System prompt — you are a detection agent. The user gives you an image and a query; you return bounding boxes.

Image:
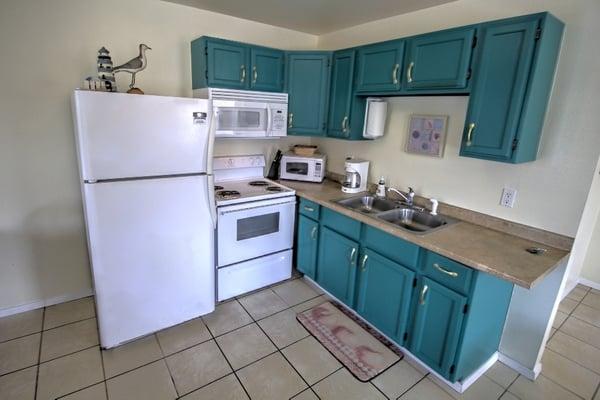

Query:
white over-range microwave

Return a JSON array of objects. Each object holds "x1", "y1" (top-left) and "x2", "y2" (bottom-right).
[
  {"x1": 280, "y1": 152, "x2": 327, "y2": 183},
  {"x1": 194, "y1": 88, "x2": 288, "y2": 138}
]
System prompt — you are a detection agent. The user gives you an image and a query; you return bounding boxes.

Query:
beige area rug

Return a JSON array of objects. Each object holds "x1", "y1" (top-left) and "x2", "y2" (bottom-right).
[{"x1": 297, "y1": 301, "x2": 403, "y2": 381}]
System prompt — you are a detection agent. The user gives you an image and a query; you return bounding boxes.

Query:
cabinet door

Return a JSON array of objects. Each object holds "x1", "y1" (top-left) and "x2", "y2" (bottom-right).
[
  {"x1": 405, "y1": 28, "x2": 475, "y2": 90},
  {"x1": 286, "y1": 52, "x2": 331, "y2": 136},
  {"x1": 460, "y1": 19, "x2": 538, "y2": 161},
  {"x1": 355, "y1": 41, "x2": 404, "y2": 92},
  {"x1": 327, "y1": 50, "x2": 356, "y2": 138},
  {"x1": 356, "y1": 249, "x2": 415, "y2": 344},
  {"x1": 316, "y1": 227, "x2": 358, "y2": 307},
  {"x1": 206, "y1": 40, "x2": 249, "y2": 89},
  {"x1": 409, "y1": 277, "x2": 467, "y2": 379},
  {"x1": 296, "y1": 215, "x2": 319, "y2": 279},
  {"x1": 250, "y1": 47, "x2": 284, "y2": 92}
]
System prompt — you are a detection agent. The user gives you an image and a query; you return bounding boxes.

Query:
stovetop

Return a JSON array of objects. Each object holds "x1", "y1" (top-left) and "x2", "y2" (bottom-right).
[{"x1": 214, "y1": 178, "x2": 295, "y2": 206}]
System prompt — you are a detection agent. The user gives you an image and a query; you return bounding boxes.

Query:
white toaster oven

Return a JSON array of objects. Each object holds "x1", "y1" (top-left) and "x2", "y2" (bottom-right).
[{"x1": 279, "y1": 152, "x2": 326, "y2": 183}]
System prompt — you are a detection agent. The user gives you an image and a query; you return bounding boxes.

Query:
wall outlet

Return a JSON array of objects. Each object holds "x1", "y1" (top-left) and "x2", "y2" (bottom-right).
[{"x1": 500, "y1": 187, "x2": 517, "y2": 208}]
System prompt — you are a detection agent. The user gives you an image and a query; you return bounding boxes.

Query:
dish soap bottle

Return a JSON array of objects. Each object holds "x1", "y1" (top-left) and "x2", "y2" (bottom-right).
[{"x1": 376, "y1": 176, "x2": 386, "y2": 197}]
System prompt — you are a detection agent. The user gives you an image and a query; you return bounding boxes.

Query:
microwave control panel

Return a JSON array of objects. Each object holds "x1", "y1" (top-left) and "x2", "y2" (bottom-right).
[
  {"x1": 272, "y1": 109, "x2": 286, "y2": 131},
  {"x1": 314, "y1": 162, "x2": 322, "y2": 177}
]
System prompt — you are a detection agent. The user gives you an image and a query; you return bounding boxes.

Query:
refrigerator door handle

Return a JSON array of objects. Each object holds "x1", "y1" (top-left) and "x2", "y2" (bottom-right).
[
  {"x1": 207, "y1": 174, "x2": 217, "y2": 229},
  {"x1": 206, "y1": 109, "x2": 217, "y2": 175}
]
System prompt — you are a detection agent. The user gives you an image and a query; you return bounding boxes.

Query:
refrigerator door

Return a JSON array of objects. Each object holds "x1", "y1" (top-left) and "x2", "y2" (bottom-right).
[
  {"x1": 72, "y1": 90, "x2": 212, "y2": 181},
  {"x1": 82, "y1": 175, "x2": 215, "y2": 348}
]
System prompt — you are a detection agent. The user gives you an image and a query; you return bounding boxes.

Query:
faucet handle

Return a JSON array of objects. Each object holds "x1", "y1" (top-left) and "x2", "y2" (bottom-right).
[{"x1": 430, "y1": 198, "x2": 439, "y2": 215}]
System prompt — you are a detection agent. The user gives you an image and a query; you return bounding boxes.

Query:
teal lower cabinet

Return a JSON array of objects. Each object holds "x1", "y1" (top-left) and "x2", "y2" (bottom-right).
[
  {"x1": 295, "y1": 202, "x2": 514, "y2": 383},
  {"x1": 355, "y1": 248, "x2": 415, "y2": 344},
  {"x1": 409, "y1": 277, "x2": 467, "y2": 379},
  {"x1": 410, "y1": 259, "x2": 514, "y2": 381},
  {"x1": 296, "y1": 215, "x2": 319, "y2": 279},
  {"x1": 316, "y1": 227, "x2": 358, "y2": 307},
  {"x1": 451, "y1": 271, "x2": 514, "y2": 382}
]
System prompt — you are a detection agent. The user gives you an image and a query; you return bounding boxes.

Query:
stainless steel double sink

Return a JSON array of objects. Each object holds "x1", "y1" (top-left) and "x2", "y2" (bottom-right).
[{"x1": 335, "y1": 195, "x2": 458, "y2": 235}]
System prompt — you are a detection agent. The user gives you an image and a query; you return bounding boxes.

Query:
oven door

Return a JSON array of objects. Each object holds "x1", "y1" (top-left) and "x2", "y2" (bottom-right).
[
  {"x1": 213, "y1": 100, "x2": 269, "y2": 137},
  {"x1": 217, "y1": 197, "x2": 296, "y2": 266}
]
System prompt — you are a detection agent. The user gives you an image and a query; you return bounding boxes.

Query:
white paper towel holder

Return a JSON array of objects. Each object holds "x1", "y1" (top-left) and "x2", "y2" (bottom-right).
[{"x1": 363, "y1": 97, "x2": 388, "y2": 139}]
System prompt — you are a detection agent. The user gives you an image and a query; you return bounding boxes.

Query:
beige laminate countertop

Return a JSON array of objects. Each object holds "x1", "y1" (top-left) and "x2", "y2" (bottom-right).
[{"x1": 282, "y1": 179, "x2": 570, "y2": 289}]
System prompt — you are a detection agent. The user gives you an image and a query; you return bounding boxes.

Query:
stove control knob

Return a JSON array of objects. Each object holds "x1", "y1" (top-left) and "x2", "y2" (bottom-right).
[{"x1": 227, "y1": 158, "x2": 234, "y2": 167}]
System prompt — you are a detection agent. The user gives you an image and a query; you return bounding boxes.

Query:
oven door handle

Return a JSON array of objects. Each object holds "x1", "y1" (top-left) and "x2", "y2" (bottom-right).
[{"x1": 218, "y1": 199, "x2": 296, "y2": 215}]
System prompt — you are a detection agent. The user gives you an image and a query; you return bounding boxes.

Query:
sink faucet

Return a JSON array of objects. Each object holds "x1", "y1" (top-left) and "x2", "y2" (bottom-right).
[{"x1": 388, "y1": 187, "x2": 415, "y2": 206}]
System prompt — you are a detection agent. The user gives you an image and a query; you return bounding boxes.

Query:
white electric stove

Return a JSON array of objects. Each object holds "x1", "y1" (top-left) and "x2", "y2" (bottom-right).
[{"x1": 213, "y1": 155, "x2": 296, "y2": 301}]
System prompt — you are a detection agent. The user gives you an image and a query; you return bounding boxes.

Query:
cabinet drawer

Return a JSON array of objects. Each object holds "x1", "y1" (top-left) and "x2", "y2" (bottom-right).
[
  {"x1": 299, "y1": 198, "x2": 320, "y2": 219},
  {"x1": 363, "y1": 226, "x2": 419, "y2": 269},
  {"x1": 321, "y1": 208, "x2": 361, "y2": 240},
  {"x1": 422, "y1": 252, "x2": 473, "y2": 295}
]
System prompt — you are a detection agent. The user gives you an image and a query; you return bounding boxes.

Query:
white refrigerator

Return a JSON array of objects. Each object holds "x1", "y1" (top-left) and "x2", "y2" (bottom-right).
[{"x1": 72, "y1": 90, "x2": 216, "y2": 348}]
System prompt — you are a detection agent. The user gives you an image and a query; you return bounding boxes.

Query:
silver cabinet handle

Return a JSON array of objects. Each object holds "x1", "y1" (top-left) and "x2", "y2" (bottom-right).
[
  {"x1": 433, "y1": 263, "x2": 458, "y2": 278},
  {"x1": 466, "y1": 122, "x2": 475, "y2": 146},
  {"x1": 348, "y1": 247, "x2": 357, "y2": 265},
  {"x1": 310, "y1": 226, "x2": 318, "y2": 240},
  {"x1": 360, "y1": 254, "x2": 369, "y2": 271},
  {"x1": 288, "y1": 113, "x2": 293, "y2": 128},
  {"x1": 252, "y1": 66, "x2": 258, "y2": 84},
  {"x1": 407, "y1": 61, "x2": 414, "y2": 83},
  {"x1": 240, "y1": 65, "x2": 246, "y2": 83},
  {"x1": 303, "y1": 206, "x2": 314, "y2": 212},
  {"x1": 419, "y1": 284, "x2": 429, "y2": 305},
  {"x1": 341, "y1": 116, "x2": 349, "y2": 133},
  {"x1": 392, "y1": 63, "x2": 400, "y2": 84}
]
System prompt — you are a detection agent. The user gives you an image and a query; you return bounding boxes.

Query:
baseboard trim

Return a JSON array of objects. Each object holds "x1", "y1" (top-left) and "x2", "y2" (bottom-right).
[
  {"x1": 578, "y1": 277, "x2": 600, "y2": 292},
  {"x1": 498, "y1": 353, "x2": 541, "y2": 380},
  {"x1": 303, "y1": 276, "x2": 494, "y2": 393},
  {"x1": 0, "y1": 288, "x2": 94, "y2": 318}
]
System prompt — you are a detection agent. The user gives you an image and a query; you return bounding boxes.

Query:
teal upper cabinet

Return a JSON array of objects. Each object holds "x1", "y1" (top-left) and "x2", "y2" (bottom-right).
[
  {"x1": 316, "y1": 227, "x2": 358, "y2": 307},
  {"x1": 206, "y1": 39, "x2": 248, "y2": 90},
  {"x1": 286, "y1": 52, "x2": 332, "y2": 136},
  {"x1": 460, "y1": 14, "x2": 564, "y2": 163},
  {"x1": 355, "y1": 40, "x2": 405, "y2": 93},
  {"x1": 327, "y1": 50, "x2": 356, "y2": 138},
  {"x1": 409, "y1": 277, "x2": 467, "y2": 379},
  {"x1": 404, "y1": 28, "x2": 475, "y2": 90},
  {"x1": 356, "y1": 249, "x2": 415, "y2": 344},
  {"x1": 296, "y1": 215, "x2": 319, "y2": 280},
  {"x1": 191, "y1": 37, "x2": 283, "y2": 92},
  {"x1": 250, "y1": 47, "x2": 284, "y2": 92}
]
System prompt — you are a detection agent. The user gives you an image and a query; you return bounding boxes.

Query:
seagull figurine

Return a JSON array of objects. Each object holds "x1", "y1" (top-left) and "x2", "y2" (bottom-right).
[{"x1": 113, "y1": 44, "x2": 151, "y2": 93}]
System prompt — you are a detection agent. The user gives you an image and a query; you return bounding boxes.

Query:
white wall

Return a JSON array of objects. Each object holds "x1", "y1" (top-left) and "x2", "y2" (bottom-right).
[
  {"x1": 314, "y1": 0, "x2": 600, "y2": 238},
  {"x1": 0, "y1": 0, "x2": 316, "y2": 313},
  {"x1": 571, "y1": 156, "x2": 600, "y2": 289},
  {"x1": 581, "y1": 215, "x2": 600, "y2": 287}
]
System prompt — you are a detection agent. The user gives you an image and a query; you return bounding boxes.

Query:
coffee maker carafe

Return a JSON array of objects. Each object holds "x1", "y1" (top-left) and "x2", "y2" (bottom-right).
[{"x1": 342, "y1": 158, "x2": 370, "y2": 194}]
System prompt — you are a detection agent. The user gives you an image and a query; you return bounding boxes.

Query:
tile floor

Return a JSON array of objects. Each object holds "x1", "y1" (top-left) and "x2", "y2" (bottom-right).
[{"x1": 1, "y1": 277, "x2": 600, "y2": 400}]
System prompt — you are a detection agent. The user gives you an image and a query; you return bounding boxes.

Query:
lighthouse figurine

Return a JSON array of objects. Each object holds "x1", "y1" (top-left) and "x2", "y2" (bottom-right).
[{"x1": 96, "y1": 47, "x2": 117, "y2": 92}]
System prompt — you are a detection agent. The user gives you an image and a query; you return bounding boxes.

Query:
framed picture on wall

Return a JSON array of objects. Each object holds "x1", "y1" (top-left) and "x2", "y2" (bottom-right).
[{"x1": 405, "y1": 114, "x2": 449, "y2": 157}]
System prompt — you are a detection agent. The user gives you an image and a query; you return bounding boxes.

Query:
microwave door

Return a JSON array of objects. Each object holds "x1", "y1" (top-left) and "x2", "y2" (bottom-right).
[
  {"x1": 286, "y1": 162, "x2": 309, "y2": 176},
  {"x1": 213, "y1": 100, "x2": 269, "y2": 137}
]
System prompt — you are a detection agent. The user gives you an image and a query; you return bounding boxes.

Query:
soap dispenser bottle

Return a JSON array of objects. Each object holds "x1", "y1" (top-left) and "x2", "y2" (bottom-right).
[{"x1": 376, "y1": 176, "x2": 386, "y2": 197}]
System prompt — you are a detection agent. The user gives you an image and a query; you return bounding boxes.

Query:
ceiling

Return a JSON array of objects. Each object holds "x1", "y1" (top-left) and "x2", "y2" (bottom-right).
[{"x1": 165, "y1": 0, "x2": 458, "y2": 35}]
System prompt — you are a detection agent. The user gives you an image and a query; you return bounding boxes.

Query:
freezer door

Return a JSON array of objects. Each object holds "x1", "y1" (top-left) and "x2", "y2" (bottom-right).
[
  {"x1": 82, "y1": 175, "x2": 215, "y2": 348},
  {"x1": 72, "y1": 90, "x2": 212, "y2": 181}
]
